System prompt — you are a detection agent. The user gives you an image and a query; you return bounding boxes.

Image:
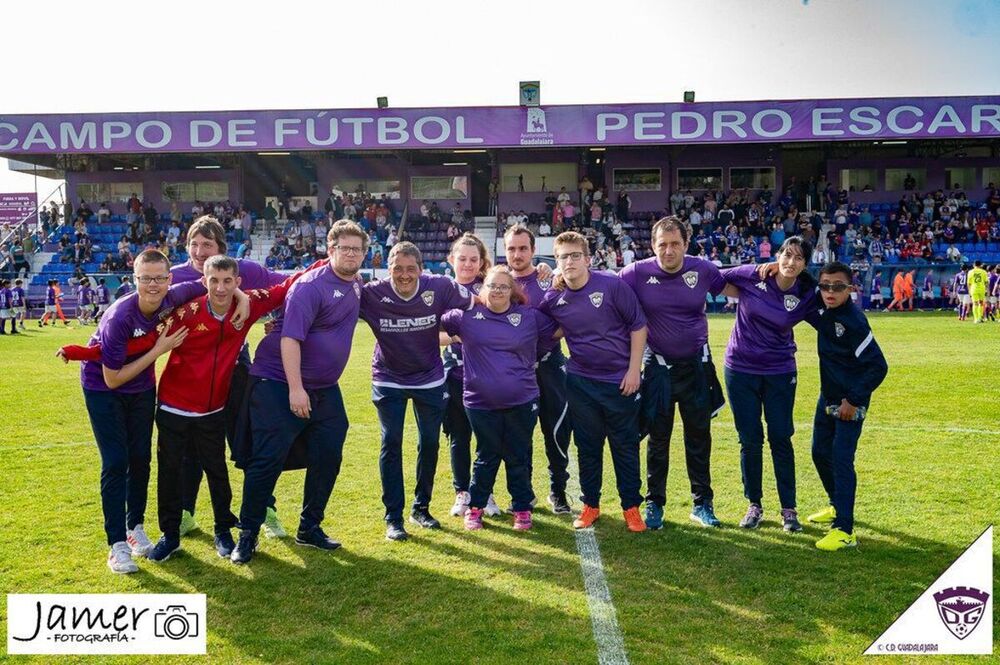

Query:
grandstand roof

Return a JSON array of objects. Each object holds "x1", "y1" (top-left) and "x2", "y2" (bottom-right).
[{"x1": 2, "y1": 95, "x2": 999, "y2": 158}]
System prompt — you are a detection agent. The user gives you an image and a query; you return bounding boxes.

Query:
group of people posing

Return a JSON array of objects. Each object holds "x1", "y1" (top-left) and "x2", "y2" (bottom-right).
[{"x1": 58, "y1": 214, "x2": 888, "y2": 574}]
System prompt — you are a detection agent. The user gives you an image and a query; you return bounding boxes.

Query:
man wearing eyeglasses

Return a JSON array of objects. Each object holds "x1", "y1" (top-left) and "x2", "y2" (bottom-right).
[
  {"x1": 538, "y1": 232, "x2": 649, "y2": 533},
  {"x1": 359, "y1": 241, "x2": 475, "y2": 542},
  {"x1": 232, "y1": 221, "x2": 367, "y2": 563},
  {"x1": 77, "y1": 249, "x2": 211, "y2": 573},
  {"x1": 803, "y1": 261, "x2": 887, "y2": 551}
]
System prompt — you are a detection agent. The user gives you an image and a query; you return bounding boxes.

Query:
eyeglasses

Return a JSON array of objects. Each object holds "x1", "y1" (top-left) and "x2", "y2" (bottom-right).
[
  {"x1": 334, "y1": 246, "x2": 364, "y2": 255},
  {"x1": 818, "y1": 282, "x2": 850, "y2": 292},
  {"x1": 135, "y1": 275, "x2": 169, "y2": 284},
  {"x1": 484, "y1": 283, "x2": 512, "y2": 292},
  {"x1": 556, "y1": 251, "x2": 586, "y2": 262}
]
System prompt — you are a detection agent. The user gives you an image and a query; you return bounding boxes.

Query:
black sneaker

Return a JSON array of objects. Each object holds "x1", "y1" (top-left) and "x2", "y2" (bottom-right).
[
  {"x1": 230, "y1": 530, "x2": 258, "y2": 564},
  {"x1": 739, "y1": 503, "x2": 764, "y2": 529},
  {"x1": 409, "y1": 507, "x2": 441, "y2": 529},
  {"x1": 214, "y1": 531, "x2": 236, "y2": 558},
  {"x1": 148, "y1": 535, "x2": 181, "y2": 562},
  {"x1": 781, "y1": 508, "x2": 803, "y2": 532},
  {"x1": 385, "y1": 520, "x2": 409, "y2": 541},
  {"x1": 295, "y1": 527, "x2": 342, "y2": 551},
  {"x1": 548, "y1": 492, "x2": 572, "y2": 515}
]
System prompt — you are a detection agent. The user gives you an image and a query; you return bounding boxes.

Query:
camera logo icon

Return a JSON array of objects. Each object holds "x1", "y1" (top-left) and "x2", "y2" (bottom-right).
[{"x1": 154, "y1": 605, "x2": 200, "y2": 640}]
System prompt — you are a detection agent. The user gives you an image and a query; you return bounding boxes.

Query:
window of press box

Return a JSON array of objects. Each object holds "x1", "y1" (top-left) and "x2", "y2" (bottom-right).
[
  {"x1": 330, "y1": 180, "x2": 401, "y2": 199},
  {"x1": 944, "y1": 167, "x2": 975, "y2": 191},
  {"x1": 983, "y1": 168, "x2": 1000, "y2": 189},
  {"x1": 499, "y1": 163, "x2": 577, "y2": 193},
  {"x1": 161, "y1": 181, "x2": 230, "y2": 202},
  {"x1": 612, "y1": 168, "x2": 662, "y2": 191},
  {"x1": 839, "y1": 168, "x2": 878, "y2": 192},
  {"x1": 676, "y1": 168, "x2": 722, "y2": 191},
  {"x1": 730, "y1": 167, "x2": 776, "y2": 190},
  {"x1": 410, "y1": 176, "x2": 468, "y2": 200},
  {"x1": 884, "y1": 168, "x2": 926, "y2": 191}
]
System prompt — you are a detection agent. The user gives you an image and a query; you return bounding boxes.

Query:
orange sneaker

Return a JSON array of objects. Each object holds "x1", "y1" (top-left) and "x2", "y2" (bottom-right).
[
  {"x1": 623, "y1": 506, "x2": 647, "y2": 532},
  {"x1": 573, "y1": 504, "x2": 600, "y2": 529}
]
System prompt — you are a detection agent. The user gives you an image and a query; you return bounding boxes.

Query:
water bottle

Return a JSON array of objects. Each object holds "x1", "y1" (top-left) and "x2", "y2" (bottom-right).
[{"x1": 825, "y1": 404, "x2": 867, "y2": 421}]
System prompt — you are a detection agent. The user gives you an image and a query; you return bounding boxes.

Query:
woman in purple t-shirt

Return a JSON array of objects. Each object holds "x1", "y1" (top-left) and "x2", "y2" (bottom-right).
[
  {"x1": 441, "y1": 266, "x2": 557, "y2": 532},
  {"x1": 721, "y1": 236, "x2": 818, "y2": 532}
]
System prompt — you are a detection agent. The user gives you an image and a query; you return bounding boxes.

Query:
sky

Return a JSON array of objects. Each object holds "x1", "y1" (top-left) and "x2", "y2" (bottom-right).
[{"x1": 2, "y1": 0, "x2": 998, "y2": 200}]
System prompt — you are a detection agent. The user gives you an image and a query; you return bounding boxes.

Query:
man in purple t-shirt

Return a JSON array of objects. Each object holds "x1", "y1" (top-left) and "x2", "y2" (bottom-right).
[
  {"x1": 232, "y1": 221, "x2": 367, "y2": 564},
  {"x1": 504, "y1": 225, "x2": 573, "y2": 514},
  {"x1": 172, "y1": 216, "x2": 290, "y2": 540},
  {"x1": 76, "y1": 249, "x2": 208, "y2": 574},
  {"x1": 537, "y1": 232, "x2": 648, "y2": 533},
  {"x1": 359, "y1": 241, "x2": 474, "y2": 541},
  {"x1": 620, "y1": 217, "x2": 726, "y2": 530}
]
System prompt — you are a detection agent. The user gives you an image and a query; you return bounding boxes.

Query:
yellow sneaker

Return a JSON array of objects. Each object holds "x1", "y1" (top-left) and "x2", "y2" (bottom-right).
[
  {"x1": 807, "y1": 505, "x2": 836, "y2": 524},
  {"x1": 816, "y1": 528, "x2": 857, "y2": 551}
]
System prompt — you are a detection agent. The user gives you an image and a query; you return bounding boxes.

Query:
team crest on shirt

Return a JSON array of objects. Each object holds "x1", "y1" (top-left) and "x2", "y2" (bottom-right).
[
  {"x1": 783, "y1": 295, "x2": 800, "y2": 311},
  {"x1": 834, "y1": 322, "x2": 845, "y2": 337},
  {"x1": 755, "y1": 281, "x2": 768, "y2": 292},
  {"x1": 589, "y1": 292, "x2": 604, "y2": 308},
  {"x1": 457, "y1": 284, "x2": 470, "y2": 298},
  {"x1": 682, "y1": 270, "x2": 699, "y2": 289},
  {"x1": 537, "y1": 276, "x2": 553, "y2": 290},
  {"x1": 507, "y1": 313, "x2": 522, "y2": 327},
  {"x1": 471, "y1": 283, "x2": 482, "y2": 295},
  {"x1": 421, "y1": 290, "x2": 435, "y2": 306}
]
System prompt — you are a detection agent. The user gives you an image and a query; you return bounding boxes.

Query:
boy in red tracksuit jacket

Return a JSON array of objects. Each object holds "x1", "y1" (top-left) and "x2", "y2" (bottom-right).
[{"x1": 61, "y1": 255, "x2": 307, "y2": 560}]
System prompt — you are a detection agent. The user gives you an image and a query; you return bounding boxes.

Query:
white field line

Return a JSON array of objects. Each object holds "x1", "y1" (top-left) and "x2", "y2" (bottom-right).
[{"x1": 566, "y1": 453, "x2": 630, "y2": 665}]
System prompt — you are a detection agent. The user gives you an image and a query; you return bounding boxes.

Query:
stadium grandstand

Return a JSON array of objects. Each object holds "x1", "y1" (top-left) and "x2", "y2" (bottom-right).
[{"x1": 2, "y1": 95, "x2": 999, "y2": 316}]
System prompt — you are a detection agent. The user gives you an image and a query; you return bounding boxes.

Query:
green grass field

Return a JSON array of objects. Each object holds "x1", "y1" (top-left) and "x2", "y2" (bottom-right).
[{"x1": 1, "y1": 313, "x2": 997, "y2": 664}]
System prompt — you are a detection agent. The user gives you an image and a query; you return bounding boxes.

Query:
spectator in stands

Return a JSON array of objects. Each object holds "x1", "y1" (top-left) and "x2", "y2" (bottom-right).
[
  {"x1": 96, "y1": 202, "x2": 111, "y2": 224},
  {"x1": 616, "y1": 191, "x2": 631, "y2": 223},
  {"x1": 579, "y1": 176, "x2": 594, "y2": 206},
  {"x1": 538, "y1": 219, "x2": 551, "y2": 237},
  {"x1": 300, "y1": 217, "x2": 316, "y2": 251},
  {"x1": 262, "y1": 201, "x2": 278, "y2": 238},
  {"x1": 562, "y1": 201, "x2": 576, "y2": 227},
  {"x1": 143, "y1": 201, "x2": 158, "y2": 227},
  {"x1": 904, "y1": 173, "x2": 916, "y2": 191}
]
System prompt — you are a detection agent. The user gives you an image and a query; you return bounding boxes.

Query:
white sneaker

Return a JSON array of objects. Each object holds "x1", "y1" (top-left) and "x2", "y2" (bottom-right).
[
  {"x1": 107, "y1": 542, "x2": 139, "y2": 574},
  {"x1": 450, "y1": 491, "x2": 471, "y2": 517},
  {"x1": 126, "y1": 524, "x2": 154, "y2": 558},
  {"x1": 484, "y1": 494, "x2": 502, "y2": 517}
]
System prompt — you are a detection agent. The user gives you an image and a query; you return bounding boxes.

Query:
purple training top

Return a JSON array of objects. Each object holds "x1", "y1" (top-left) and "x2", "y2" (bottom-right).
[
  {"x1": 250, "y1": 264, "x2": 361, "y2": 390},
  {"x1": 80, "y1": 281, "x2": 207, "y2": 393},
  {"x1": 10, "y1": 287, "x2": 24, "y2": 307},
  {"x1": 46, "y1": 286, "x2": 56, "y2": 306},
  {"x1": 79, "y1": 286, "x2": 93, "y2": 306},
  {"x1": 442, "y1": 303, "x2": 557, "y2": 410},
  {"x1": 620, "y1": 256, "x2": 725, "y2": 361},
  {"x1": 722, "y1": 263, "x2": 819, "y2": 375},
  {"x1": 442, "y1": 279, "x2": 483, "y2": 384},
  {"x1": 96, "y1": 285, "x2": 110, "y2": 305},
  {"x1": 360, "y1": 274, "x2": 474, "y2": 389},
  {"x1": 537, "y1": 270, "x2": 646, "y2": 383},
  {"x1": 0, "y1": 287, "x2": 10, "y2": 309},
  {"x1": 515, "y1": 270, "x2": 561, "y2": 357},
  {"x1": 171, "y1": 258, "x2": 285, "y2": 290}
]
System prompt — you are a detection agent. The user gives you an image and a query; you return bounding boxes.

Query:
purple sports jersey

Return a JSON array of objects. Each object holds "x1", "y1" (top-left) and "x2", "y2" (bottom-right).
[
  {"x1": 537, "y1": 271, "x2": 647, "y2": 383},
  {"x1": 955, "y1": 271, "x2": 968, "y2": 295},
  {"x1": 515, "y1": 270, "x2": 561, "y2": 357},
  {"x1": 360, "y1": 274, "x2": 474, "y2": 388},
  {"x1": 250, "y1": 265, "x2": 361, "y2": 390},
  {"x1": 619, "y1": 256, "x2": 725, "y2": 361},
  {"x1": 171, "y1": 259, "x2": 285, "y2": 290},
  {"x1": 79, "y1": 286, "x2": 93, "y2": 306},
  {"x1": 46, "y1": 287, "x2": 56, "y2": 306},
  {"x1": 923, "y1": 274, "x2": 933, "y2": 292},
  {"x1": 989, "y1": 272, "x2": 999, "y2": 295},
  {"x1": 870, "y1": 276, "x2": 882, "y2": 295},
  {"x1": 0, "y1": 287, "x2": 10, "y2": 309},
  {"x1": 723, "y1": 263, "x2": 819, "y2": 375},
  {"x1": 441, "y1": 303, "x2": 557, "y2": 410},
  {"x1": 96, "y1": 285, "x2": 110, "y2": 305},
  {"x1": 442, "y1": 279, "x2": 483, "y2": 384},
  {"x1": 80, "y1": 281, "x2": 207, "y2": 393},
  {"x1": 10, "y1": 287, "x2": 24, "y2": 307}
]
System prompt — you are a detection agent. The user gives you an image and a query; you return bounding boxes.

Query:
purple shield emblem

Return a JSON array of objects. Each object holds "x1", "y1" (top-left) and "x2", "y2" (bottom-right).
[{"x1": 933, "y1": 586, "x2": 990, "y2": 640}]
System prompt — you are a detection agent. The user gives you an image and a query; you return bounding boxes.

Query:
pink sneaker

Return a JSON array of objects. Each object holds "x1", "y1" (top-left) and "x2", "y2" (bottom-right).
[
  {"x1": 464, "y1": 507, "x2": 484, "y2": 530},
  {"x1": 513, "y1": 510, "x2": 533, "y2": 531}
]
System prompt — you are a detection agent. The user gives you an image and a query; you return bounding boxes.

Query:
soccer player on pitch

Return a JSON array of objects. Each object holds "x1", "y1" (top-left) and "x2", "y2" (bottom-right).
[
  {"x1": 359, "y1": 241, "x2": 475, "y2": 541},
  {"x1": 988, "y1": 265, "x2": 1000, "y2": 322},
  {"x1": 805, "y1": 261, "x2": 888, "y2": 551},
  {"x1": 953, "y1": 264, "x2": 970, "y2": 321},
  {"x1": 441, "y1": 266, "x2": 558, "y2": 531},
  {"x1": 619, "y1": 217, "x2": 727, "y2": 530},
  {"x1": 232, "y1": 221, "x2": 367, "y2": 564},
  {"x1": 538, "y1": 232, "x2": 649, "y2": 533},
  {"x1": 75, "y1": 250, "x2": 222, "y2": 573},
  {"x1": 0, "y1": 279, "x2": 14, "y2": 335},
  {"x1": 503, "y1": 225, "x2": 573, "y2": 515},
  {"x1": 439, "y1": 234, "x2": 502, "y2": 518},
  {"x1": 867, "y1": 271, "x2": 883, "y2": 311},
  {"x1": 720, "y1": 237, "x2": 818, "y2": 532},
  {"x1": 967, "y1": 260, "x2": 990, "y2": 324},
  {"x1": 10, "y1": 278, "x2": 26, "y2": 330}
]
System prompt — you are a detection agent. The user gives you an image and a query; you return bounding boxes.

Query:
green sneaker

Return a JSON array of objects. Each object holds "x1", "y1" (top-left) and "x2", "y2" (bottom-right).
[
  {"x1": 179, "y1": 510, "x2": 199, "y2": 536},
  {"x1": 263, "y1": 507, "x2": 287, "y2": 539},
  {"x1": 816, "y1": 528, "x2": 857, "y2": 551},
  {"x1": 806, "y1": 505, "x2": 837, "y2": 524}
]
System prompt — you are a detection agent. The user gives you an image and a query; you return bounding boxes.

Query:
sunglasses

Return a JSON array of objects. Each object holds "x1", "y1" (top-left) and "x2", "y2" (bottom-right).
[{"x1": 818, "y1": 282, "x2": 850, "y2": 293}]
